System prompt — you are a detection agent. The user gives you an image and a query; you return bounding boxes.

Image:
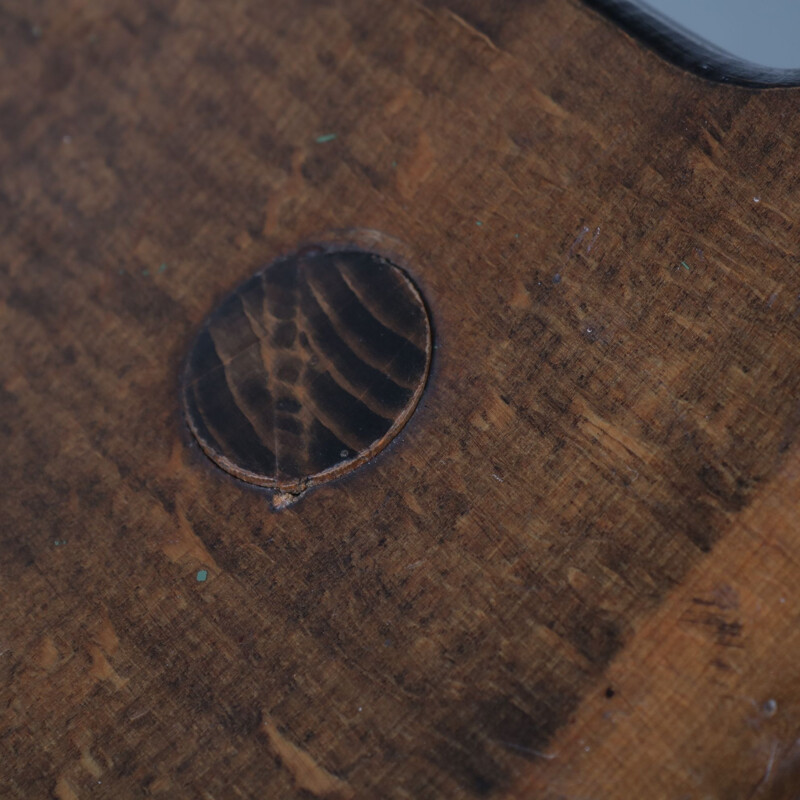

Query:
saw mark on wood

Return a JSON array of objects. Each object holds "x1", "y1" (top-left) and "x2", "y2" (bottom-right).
[{"x1": 261, "y1": 717, "x2": 354, "y2": 799}]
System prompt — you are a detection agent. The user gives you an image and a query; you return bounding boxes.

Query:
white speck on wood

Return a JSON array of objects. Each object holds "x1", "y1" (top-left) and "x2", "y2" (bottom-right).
[{"x1": 587, "y1": 226, "x2": 601, "y2": 253}]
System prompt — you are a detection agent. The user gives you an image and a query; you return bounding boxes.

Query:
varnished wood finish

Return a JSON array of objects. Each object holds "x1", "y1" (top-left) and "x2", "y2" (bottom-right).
[
  {"x1": 182, "y1": 247, "x2": 431, "y2": 494},
  {"x1": 3, "y1": 0, "x2": 800, "y2": 797}
]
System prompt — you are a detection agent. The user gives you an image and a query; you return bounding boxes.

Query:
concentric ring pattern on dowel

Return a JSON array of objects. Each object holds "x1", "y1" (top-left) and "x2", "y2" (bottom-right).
[{"x1": 182, "y1": 246, "x2": 433, "y2": 497}]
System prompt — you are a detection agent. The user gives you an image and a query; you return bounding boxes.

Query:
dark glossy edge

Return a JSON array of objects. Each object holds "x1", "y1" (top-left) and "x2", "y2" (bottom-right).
[{"x1": 583, "y1": 0, "x2": 800, "y2": 88}]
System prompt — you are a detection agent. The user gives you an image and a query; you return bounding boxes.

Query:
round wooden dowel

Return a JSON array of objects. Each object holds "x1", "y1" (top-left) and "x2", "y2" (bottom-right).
[{"x1": 182, "y1": 246, "x2": 432, "y2": 494}]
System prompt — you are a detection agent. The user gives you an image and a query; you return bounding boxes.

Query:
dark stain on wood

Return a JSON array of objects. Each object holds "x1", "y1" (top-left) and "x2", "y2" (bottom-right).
[{"x1": 182, "y1": 247, "x2": 432, "y2": 493}]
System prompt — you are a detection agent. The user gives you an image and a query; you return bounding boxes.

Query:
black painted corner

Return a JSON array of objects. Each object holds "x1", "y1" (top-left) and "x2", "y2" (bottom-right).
[{"x1": 583, "y1": 0, "x2": 800, "y2": 88}]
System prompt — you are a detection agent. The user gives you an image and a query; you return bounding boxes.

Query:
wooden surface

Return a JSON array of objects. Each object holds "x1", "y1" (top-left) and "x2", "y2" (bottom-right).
[
  {"x1": 182, "y1": 246, "x2": 431, "y2": 497},
  {"x1": 2, "y1": 0, "x2": 800, "y2": 797}
]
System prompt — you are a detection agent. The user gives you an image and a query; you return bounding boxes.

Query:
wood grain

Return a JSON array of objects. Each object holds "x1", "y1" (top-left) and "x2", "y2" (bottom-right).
[
  {"x1": 2, "y1": 0, "x2": 800, "y2": 797},
  {"x1": 182, "y1": 247, "x2": 431, "y2": 494}
]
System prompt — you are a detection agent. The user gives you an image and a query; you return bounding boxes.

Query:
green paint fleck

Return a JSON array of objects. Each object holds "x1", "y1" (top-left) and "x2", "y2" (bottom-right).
[
  {"x1": 158, "y1": 262, "x2": 167, "y2": 273},
  {"x1": 53, "y1": 539, "x2": 66, "y2": 546},
  {"x1": 476, "y1": 220, "x2": 484, "y2": 227},
  {"x1": 681, "y1": 261, "x2": 691, "y2": 272},
  {"x1": 315, "y1": 133, "x2": 337, "y2": 144},
  {"x1": 196, "y1": 569, "x2": 208, "y2": 582},
  {"x1": 142, "y1": 269, "x2": 149, "y2": 276},
  {"x1": 514, "y1": 234, "x2": 520, "y2": 239},
  {"x1": 391, "y1": 160, "x2": 398, "y2": 168}
]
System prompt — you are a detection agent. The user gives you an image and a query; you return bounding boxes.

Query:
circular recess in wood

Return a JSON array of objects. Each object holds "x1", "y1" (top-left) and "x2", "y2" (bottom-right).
[{"x1": 182, "y1": 246, "x2": 432, "y2": 493}]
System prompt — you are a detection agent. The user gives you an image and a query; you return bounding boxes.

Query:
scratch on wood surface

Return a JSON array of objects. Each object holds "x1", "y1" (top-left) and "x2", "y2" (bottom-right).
[
  {"x1": 262, "y1": 148, "x2": 306, "y2": 237},
  {"x1": 261, "y1": 717, "x2": 354, "y2": 798},
  {"x1": 88, "y1": 645, "x2": 128, "y2": 689},
  {"x1": 444, "y1": 8, "x2": 499, "y2": 52},
  {"x1": 587, "y1": 226, "x2": 601, "y2": 253},
  {"x1": 80, "y1": 746, "x2": 103, "y2": 779},
  {"x1": 93, "y1": 615, "x2": 119, "y2": 656},
  {"x1": 568, "y1": 226, "x2": 590, "y2": 259},
  {"x1": 397, "y1": 130, "x2": 435, "y2": 200},
  {"x1": 161, "y1": 506, "x2": 219, "y2": 570},
  {"x1": 407, "y1": 0, "x2": 436, "y2": 20},
  {"x1": 764, "y1": 741, "x2": 778, "y2": 784},
  {"x1": 38, "y1": 636, "x2": 59, "y2": 670},
  {"x1": 578, "y1": 406, "x2": 655, "y2": 466},
  {"x1": 384, "y1": 85, "x2": 415, "y2": 117},
  {"x1": 489, "y1": 737, "x2": 558, "y2": 760},
  {"x1": 435, "y1": 5, "x2": 571, "y2": 122},
  {"x1": 54, "y1": 777, "x2": 79, "y2": 800}
]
